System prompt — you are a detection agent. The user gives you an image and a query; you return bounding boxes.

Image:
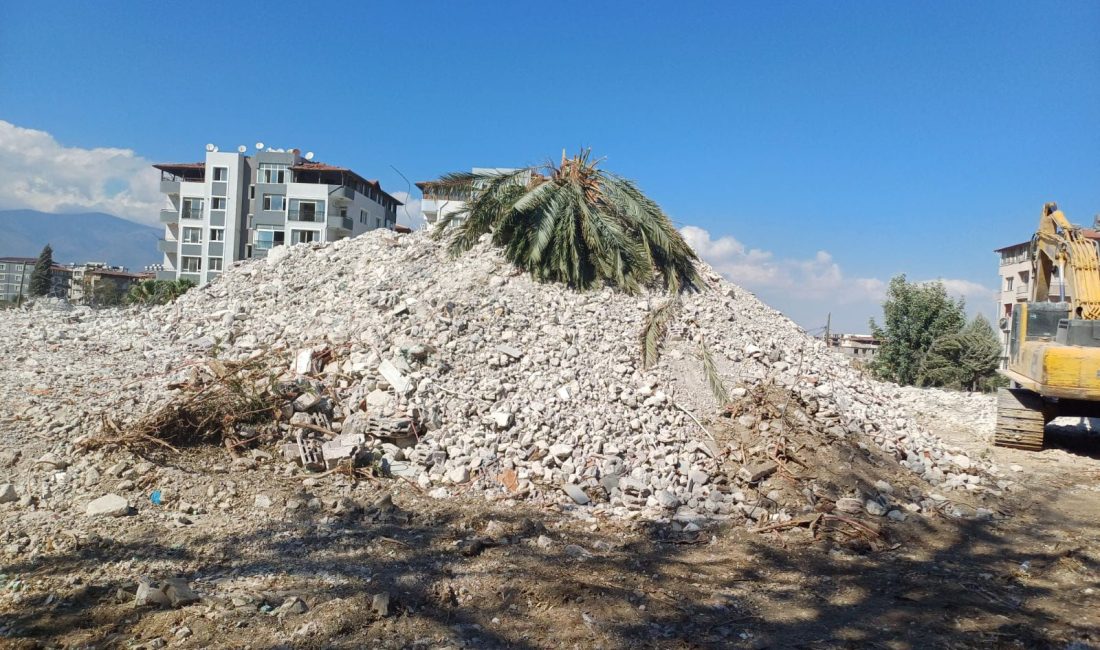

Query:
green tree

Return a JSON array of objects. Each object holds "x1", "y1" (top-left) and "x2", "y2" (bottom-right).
[
  {"x1": 869, "y1": 275, "x2": 966, "y2": 386},
  {"x1": 29, "y1": 244, "x2": 54, "y2": 296},
  {"x1": 126, "y1": 278, "x2": 196, "y2": 306},
  {"x1": 432, "y1": 149, "x2": 699, "y2": 293},
  {"x1": 918, "y1": 314, "x2": 1004, "y2": 391}
]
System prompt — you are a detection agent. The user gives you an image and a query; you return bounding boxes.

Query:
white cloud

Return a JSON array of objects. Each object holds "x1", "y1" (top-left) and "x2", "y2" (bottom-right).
[
  {"x1": 680, "y1": 225, "x2": 885, "y2": 304},
  {"x1": 0, "y1": 120, "x2": 161, "y2": 225},
  {"x1": 681, "y1": 224, "x2": 995, "y2": 331},
  {"x1": 391, "y1": 190, "x2": 427, "y2": 230}
]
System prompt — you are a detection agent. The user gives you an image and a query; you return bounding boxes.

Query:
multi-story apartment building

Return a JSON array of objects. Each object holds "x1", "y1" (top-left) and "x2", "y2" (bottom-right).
[
  {"x1": 417, "y1": 168, "x2": 528, "y2": 226},
  {"x1": 154, "y1": 146, "x2": 400, "y2": 285},
  {"x1": 0, "y1": 257, "x2": 36, "y2": 303},
  {"x1": 993, "y1": 239, "x2": 1078, "y2": 367}
]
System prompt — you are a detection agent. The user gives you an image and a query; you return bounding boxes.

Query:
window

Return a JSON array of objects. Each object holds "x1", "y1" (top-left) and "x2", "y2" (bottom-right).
[
  {"x1": 257, "y1": 163, "x2": 287, "y2": 184},
  {"x1": 208, "y1": 257, "x2": 223, "y2": 271},
  {"x1": 1005, "y1": 277, "x2": 1013, "y2": 291},
  {"x1": 249, "y1": 185, "x2": 255, "y2": 199},
  {"x1": 360, "y1": 209, "x2": 367, "y2": 225},
  {"x1": 211, "y1": 197, "x2": 227, "y2": 210},
  {"x1": 209, "y1": 228, "x2": 225, "y2": 242},
  {"x1": 181, "y1": 256, "x2": 202, "y2": 273},
  {"x1": 291, "y1": 230, "x2": 318, "y2": 244},
  {"x1": 182, "y1": 227, "x2": 203, "y2": 243},
  {"x1": 182, "y1": 198, "x2": 204, "y2": 219},
  {"x1": 262, "y1": 194, "x2": 285, "y2": 211},
  {"x1": 213, "y1": 167, "x2": 228, "y2": 181},
  {"x1": 255, "y1": 228, "x2": 285, "y2": 250},
  {"x1": 294, "y1": 201, "x2": 318, "y2": 221}
]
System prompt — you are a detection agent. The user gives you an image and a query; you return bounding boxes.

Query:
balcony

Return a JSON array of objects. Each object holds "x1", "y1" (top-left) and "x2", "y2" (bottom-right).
[
  {"x1": 159, "y1": 208, "x2": 179, "y2": 223},
  {"x1": 329, "y1": 185, "x2": 355, "y2": 202},
  {"x1": 328, "y1": 215, "x2": 353, "y2": 231},
  {"x1": 160, "y1": 179, "x2": 180, "y2": 195},
  {"x1": 288, "y1": 208, "x2": 326, "y2": 223},
  {"x1": 156, "y1": 270, "x2": 177, "y2": 281},
  {"x1": 181, "y1": 207, "x2": 204, "y2": 220},
  {"x1": 157, "y1": 239, "x2": 178, "y2": 254},
  {"x1": 1015, "y1": 285, "x2": 1027, "y2": 297}
]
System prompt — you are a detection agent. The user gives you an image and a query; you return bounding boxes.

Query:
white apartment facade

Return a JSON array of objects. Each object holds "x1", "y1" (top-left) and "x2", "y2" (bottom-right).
[
  {"x1": 155, "y1": 146, "x2": 400, "y2": 285},
  {"x1": 994, "y1": 239, "x2": 1073, "y2": 367},
  {"x1": 417, "y1": 167, "x2": 528, "y2": 226}
]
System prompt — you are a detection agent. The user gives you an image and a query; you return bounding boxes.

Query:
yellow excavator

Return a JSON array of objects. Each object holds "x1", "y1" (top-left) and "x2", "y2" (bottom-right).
[{"x1": 996, "y1": 202, "x2": 1100, "y2": 450}]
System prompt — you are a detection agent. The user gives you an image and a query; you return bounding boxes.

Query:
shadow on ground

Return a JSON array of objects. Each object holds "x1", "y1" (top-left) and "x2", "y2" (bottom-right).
[{"x1": 3, "y1": 476, "x2": 1099, "y2": 650}]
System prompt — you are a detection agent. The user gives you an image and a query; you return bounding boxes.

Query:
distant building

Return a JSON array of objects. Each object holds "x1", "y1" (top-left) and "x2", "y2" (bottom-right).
[
  {"x1": 824, "y1": 333, "x2": 881, "y2": 362},
  {"x1": 993, "y1": 239, "x2": 1083, "y2": 367},
  {"x1": 416, "y1": 168, "x2": 530, "y2": 226},
  {"x1": 153, "y1": 146, "x2": 401, "y2": 287},
  {"x1": 0, "y1": 257, "x2": 36, "y2": 303}
]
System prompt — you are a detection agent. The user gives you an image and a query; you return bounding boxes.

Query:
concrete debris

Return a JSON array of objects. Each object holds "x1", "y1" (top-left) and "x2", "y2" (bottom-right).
[
  {"x1": 0, "y1": 483, "x2": 17, "y2": 504},
  {"x1": 372, "y1": 592, "x2": 391, "y2": 617},
  {"x1": 0, "y1": 229, "x2": 1000, "y2": 528},
  {"x1": 86, "y1": 493, "x2": 130, "y2": 517}
]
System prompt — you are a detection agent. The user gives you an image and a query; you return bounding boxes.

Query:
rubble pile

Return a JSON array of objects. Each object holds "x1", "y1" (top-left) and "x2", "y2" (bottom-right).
[{"x1": 0, "y1": 230, "x2": 1003, "y2": 525}]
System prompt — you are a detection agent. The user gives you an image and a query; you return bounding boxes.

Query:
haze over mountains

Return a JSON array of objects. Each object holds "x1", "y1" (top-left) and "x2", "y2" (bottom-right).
[{"x1": 0, "y1": 210, "x2": 161, "y2": 270}]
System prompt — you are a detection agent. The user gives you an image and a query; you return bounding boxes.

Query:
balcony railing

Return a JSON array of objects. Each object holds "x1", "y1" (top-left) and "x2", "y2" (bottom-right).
[
  {"x1": 159, "y1": 208, "x2": 179, "y2": 223},
  {"x1": 328, "y1": 215, "x2": 353, "y2": 231},
  {"x1": 288, "y1": 208, "x2": 326, "y2": 222},
  {"x1": 157, "y1": 239, "x2": 178, "y2": 254},
  {"x1": 1015, "y1": 285, "x2": 1027, "y2": 296},
  {"x1": 329, "y1": 186, "x2": 355, "y2": 201},
  {"x1": 181, "y1": 206, "x2": 204, "y2": 220}
]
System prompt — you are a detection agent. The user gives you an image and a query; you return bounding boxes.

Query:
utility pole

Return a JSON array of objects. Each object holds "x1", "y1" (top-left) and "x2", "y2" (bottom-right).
[
  {"x1": 16, "y1": 261, "x2": 27, "y2": 306},
  {"x1": 824, "y1": 312, "x2": 831, "y2": 347}
]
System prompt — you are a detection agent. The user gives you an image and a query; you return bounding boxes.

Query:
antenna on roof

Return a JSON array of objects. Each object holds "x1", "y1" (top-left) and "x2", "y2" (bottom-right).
[
  {"x1": 255, "y1": 142, "x2": 265, "y2": 150},
  {"x1": 305, "y1": 151, "x2": 315, "y2": 161},
  {"x1": 205, "y1": 143, "x2": 215, "y2": 152},
  {"x1": 237, "y1": 145, "x2": 247, "y2": 153}
]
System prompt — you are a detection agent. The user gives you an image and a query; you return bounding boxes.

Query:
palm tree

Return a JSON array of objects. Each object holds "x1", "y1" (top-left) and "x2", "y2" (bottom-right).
[
  {"x1": 431, "y1": 149, "x2": 699, "y2": 294},
  {"x1": 428, "y1": 150, "x2": 729, "y2": 406},
  {"x1": 127, "y1": 279, "x2": 159, "y2": 305}
]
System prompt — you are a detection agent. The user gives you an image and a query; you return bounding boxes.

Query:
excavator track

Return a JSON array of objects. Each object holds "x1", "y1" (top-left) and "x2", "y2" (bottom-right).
[{"x1": 994, "y1": 387, "x2": 1047, "y2": 451}]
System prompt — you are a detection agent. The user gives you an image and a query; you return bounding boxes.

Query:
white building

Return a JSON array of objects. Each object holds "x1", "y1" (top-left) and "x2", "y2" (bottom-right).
[
  {"x1": 154, "y1": 146, "x2": 400, "y2": 285},
  {"x1": 994, "y1": 239, "x2": 1075, "y2": 367},
  {"x1": 417, "y1": 168, "x2": 529, "y2": 226}
]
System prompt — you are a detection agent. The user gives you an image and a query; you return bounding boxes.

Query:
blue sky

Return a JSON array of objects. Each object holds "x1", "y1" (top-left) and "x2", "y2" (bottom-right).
[{"x1": 1, "y1": 1, "x2": 1098, "y2": 330}]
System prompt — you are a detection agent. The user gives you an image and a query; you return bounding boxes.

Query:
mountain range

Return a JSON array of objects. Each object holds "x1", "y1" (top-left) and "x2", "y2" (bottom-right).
[{"x1": 0, "y1": 210, "x2": 161, "y2": 270}]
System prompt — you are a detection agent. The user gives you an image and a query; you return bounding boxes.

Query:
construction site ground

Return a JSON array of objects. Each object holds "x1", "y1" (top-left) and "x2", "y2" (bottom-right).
[{"x1": 2, "y1": 404, "x2": 1098, "y2": 650}]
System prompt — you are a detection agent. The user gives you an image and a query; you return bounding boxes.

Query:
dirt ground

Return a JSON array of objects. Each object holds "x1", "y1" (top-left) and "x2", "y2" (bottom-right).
[{"x1": 1, "y1": 409, "x2": 1099, "y2": 649}]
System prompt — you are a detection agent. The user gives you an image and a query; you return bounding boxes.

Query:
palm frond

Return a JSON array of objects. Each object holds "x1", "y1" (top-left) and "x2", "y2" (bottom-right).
[
  {"x1": 700, "y1": 339, "x2": 730, "y2": 406},
  {"x1": 640, "y1": 296, "x2": 681, "y2": 369}
]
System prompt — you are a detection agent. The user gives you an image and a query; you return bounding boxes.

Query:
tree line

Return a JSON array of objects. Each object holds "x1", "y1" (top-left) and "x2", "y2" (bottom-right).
[{"x1": 869, "y1": 275, "x2": 1005, "y2": 392}]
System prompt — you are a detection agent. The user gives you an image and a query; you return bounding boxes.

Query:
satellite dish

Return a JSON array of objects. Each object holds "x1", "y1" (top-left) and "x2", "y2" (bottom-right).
[
  {"x1": 255, "y1": 142, "x2": 265, "y2": 150},
  {"x1": 205, "y1": 143, "x2": 215, "y2": 152},
  {"x1": 237, "y1": 145, "x2": 247, "y2": 153},
  {"x1": 212, "y1": 146, "x2": 219, "y2": 152},
  {"x1": 304, "y1": 151, "x2": 315, "y2": 160}
]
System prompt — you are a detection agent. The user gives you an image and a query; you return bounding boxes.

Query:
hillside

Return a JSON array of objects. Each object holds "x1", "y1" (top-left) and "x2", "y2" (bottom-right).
[{"x1": 0, "y1": 209, "x2": 160, "y2": 270}]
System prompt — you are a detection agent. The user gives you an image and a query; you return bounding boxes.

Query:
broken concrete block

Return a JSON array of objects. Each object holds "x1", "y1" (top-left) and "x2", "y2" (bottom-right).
[
  {"x1": 293, "y1": 348, "x2": 313, "y2": 374},
  {"x1": 135, "y1": 580, "x2": 171, "y2": 608},
  {"x1": 835, "y1": 497, "x2": 863, "y2": 514},
  {"x1": 562, "y1": 483, "x2": 590, "y2": 505},
  {"x1": 86, "y1": 493, "x2": 129, "y2": 517},
  {"x1": 372, "y1": 592, "x2": 391, "y2": 617},
  {"x1": 162, "y1": 578, "x2": 199, "y2": 607},
  {"x1": 737, "y1": 461, "x2": 778, "y2": 483},
  {"x1": 496, "y1": 344, "x2": 523, "y2": 359},
  {"x1": 378, "y1": 359, "x2": 412, "y2": 395},
  {"x1": 293, "y1": 392, "x2": 321, "y2": 412},
  {"x1": 0, "y1": 483, "x2": 17, "y2": 504}
]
